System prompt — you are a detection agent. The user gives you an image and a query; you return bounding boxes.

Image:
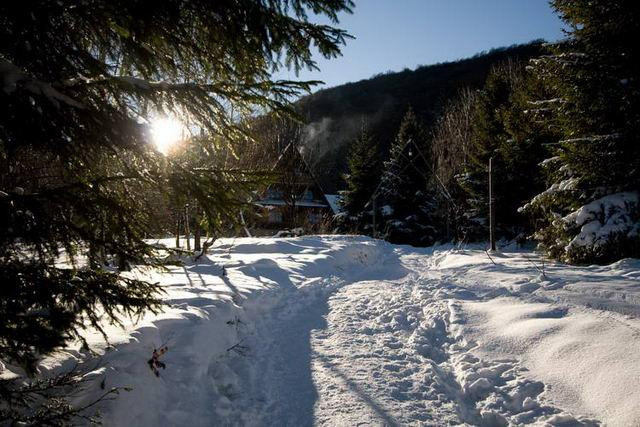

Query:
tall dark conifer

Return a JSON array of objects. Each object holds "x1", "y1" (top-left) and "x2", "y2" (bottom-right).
[
  {"x1": 340, "y1": 121, "x2": 381, "y2": 231},
  {"x1": 0, "y1": 0, "x2": 353, "y2": 375},
  {"x1": 378, "y1": 108, "x2": 438, "y2": 245},
  {"x1": 461, "y1": 61, "x2": 551, "y2": 241},
  {"x1": 460, "y1": 63, "x2": 515, "y2": 239},
  {"x1": 524, "y1": 0, "x2": 640, "y2": 263}
]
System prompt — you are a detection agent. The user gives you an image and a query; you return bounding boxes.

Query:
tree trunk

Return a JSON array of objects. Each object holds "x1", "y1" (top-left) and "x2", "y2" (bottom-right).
[
  {"x1": 88, "y1": 242, "x2": 100, "y2": 269},
  {"x1": 99, "y1": 213, "x2": 106, "y2": 264},
  {"x1": 194, "y1": 220, "x2": 201, "y2": 252},
  {"x1": 185, "y1": 205, "x2": 191, "y2": 251},
  {"x1": 117, "y1": 250, "x2": 129, "y2": 271},
  {"x1": 175, "y1": 213, "x2": 181, "y2": 248},
  {"x1": 194, "y1": 202, "x2": 201, "y2": 252}
]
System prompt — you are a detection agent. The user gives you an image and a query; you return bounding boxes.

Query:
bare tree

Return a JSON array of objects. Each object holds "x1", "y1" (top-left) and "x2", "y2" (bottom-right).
[
  {"x1": 430, "y1": 87, "x2": 479, "y2": 240},
  {"x1": 432, "y1": 87, "x2": 478, "y2": 188},
  {"x1": 270, "y1": 121, "x2": 309, "y2": 228}
]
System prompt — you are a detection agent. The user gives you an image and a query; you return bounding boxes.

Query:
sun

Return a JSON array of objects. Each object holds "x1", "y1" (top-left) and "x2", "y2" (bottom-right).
[{"x1": 150, "y1": 116, "x2": 185, "y2": 154}]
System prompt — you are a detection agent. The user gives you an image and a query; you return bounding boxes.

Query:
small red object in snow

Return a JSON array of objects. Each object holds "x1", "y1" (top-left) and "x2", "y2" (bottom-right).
[{"x1": 147, "y1": 345, "x2": 168, "y2": 377}]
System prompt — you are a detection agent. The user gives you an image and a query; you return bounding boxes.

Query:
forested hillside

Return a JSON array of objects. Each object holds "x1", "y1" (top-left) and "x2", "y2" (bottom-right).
[
  {"x1": 336, "y1": 0, "x2": 640, "y2": 265},
  {"x1": 297, "y1": 42, "x2": 544, "y2": 192}
]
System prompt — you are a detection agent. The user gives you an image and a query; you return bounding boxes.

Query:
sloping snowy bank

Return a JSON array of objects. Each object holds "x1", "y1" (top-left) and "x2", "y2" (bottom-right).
[
  {"x1": 37, "y1": 236, "x2": 396, "y2": 425},
  {"x1": 14, "y1": 236, "x2": 640, "y2": 425},
  {"x1": 430, "y1": 249, "x2": 640, "y2": 426}
]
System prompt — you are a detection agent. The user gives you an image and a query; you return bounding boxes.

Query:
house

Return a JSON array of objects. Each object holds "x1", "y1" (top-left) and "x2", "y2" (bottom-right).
[{"x1": 254, "y1": 143, "x2": 334, "y2": 230}]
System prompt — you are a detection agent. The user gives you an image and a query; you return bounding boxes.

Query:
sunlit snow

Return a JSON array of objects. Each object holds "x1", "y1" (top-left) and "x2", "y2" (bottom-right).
[{"x1": 24, "y1": 237, "x2": 640, "y2": 425}]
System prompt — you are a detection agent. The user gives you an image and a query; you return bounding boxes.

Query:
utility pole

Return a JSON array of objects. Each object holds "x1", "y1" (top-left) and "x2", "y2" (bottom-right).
[
  {"x1": 369, "y1": 175, "x2": 386, "y2": 240},
  {"x1": 489, "y1": 157, "x2": 496, "y2": 251}
]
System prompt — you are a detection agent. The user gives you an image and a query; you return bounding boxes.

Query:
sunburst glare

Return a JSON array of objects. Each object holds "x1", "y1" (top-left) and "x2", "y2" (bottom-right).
[{"x1": 150, "y1": 116, "x2": 185, "y2": 155}]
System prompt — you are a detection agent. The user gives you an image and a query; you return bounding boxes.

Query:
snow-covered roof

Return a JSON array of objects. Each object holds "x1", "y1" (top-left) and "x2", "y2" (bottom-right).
[
  {"x1": 256, "y1": 199, "x2": 328, "y2": 208},
  {"x1": 324, "y1": 194, "x2": 343, "y2": 214}
]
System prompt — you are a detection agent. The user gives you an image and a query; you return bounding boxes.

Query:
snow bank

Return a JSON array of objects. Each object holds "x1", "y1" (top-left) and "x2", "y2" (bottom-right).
[
  {"x1": 432, "y1": 248, "x2": 640, "y2": 425},
  {"x1": 462, "y1": 297, "x2": 640, "y2": 425},
  {"x1": 28, "y1": 236, "x2": 397, "y2": 425}
]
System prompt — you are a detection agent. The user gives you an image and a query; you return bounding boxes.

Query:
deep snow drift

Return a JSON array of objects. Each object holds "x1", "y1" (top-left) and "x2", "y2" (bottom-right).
[{"x1": 14, "y1": 236, "x2": 640, "y2": 425}]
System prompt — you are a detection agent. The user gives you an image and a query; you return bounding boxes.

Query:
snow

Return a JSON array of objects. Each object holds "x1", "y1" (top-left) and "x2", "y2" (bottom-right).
[
  {"x1": 539, "y1": 156, "x2": 560, "y2": 167},
  {"x1": 527, "y1": 98, "x2": 565, "y2": 105},
  {"x1": 559, "y1": 133, "x2": 622, "y2": 145},
  {"x1": 7, "y1": 237, "x2": 640, "y2": 425}
]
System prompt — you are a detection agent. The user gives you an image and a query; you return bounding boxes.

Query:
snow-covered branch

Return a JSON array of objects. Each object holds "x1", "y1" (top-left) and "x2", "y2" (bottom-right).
[{"x1": 1, "y1": 59, "x2": 84, "y2": 109}]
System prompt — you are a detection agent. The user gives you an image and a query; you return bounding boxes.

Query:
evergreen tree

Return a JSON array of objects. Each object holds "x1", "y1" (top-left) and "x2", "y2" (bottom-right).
[
  {"x1": 523, "y1": 0, "x2": 640, "y2": 263},
  {"x1": 378, "y1": 108, "x2": 438, "y2": 245},
  {"x1": 340, "y1": 121, "x2": 381, "y2": 232},
  {"x1": 461, "y1": 61, "x2": 550, "y2": 242},
  {"x1": 0, "y1": 0, "x2": 353, "y2": 380},
  {"x1": 461, "y1": 63, "x2": 517, "y2": 239}
]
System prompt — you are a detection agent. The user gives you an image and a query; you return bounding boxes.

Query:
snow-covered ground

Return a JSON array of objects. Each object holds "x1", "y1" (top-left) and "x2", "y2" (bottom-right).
[{"x1": 26, "y1": 236, "x2": 640, "y2": 425}]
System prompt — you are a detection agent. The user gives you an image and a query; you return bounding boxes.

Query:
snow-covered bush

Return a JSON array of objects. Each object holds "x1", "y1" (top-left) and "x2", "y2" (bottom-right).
[
  {"x1": 561, "y1": 192, "x2": 640, "y2": 263},
  {"x1": 528, "y1": 191, "x2": 640, "y2": 264}
]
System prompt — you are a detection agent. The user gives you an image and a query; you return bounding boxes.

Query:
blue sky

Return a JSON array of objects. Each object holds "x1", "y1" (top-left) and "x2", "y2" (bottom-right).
[{"x1": 276, "y1": 0, "x2": 566, "y2": 90}]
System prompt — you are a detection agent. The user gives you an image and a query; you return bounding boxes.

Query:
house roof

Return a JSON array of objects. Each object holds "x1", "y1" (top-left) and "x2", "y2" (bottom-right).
[
  {"x1": 324, "y1": 194, "x2": 343, "y2": 215},
  {"x1": 258, "y1": 142, "x2": 334, "y2": 210},
  {"x1": 255, "y1": 199, "x2": 329, "y2": 208}
]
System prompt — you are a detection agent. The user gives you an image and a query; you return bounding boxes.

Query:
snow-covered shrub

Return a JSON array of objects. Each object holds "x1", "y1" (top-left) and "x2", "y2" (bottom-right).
[
  {"x1": 561, "y1": 192, "x2": 640, "y2": 263},
  {"x1": 523, "y1": 178, "x2": 640, "y2": 264}
]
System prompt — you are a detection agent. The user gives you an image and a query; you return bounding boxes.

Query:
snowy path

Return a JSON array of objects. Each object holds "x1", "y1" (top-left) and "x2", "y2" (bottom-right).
[
  {"x1": 245, "y1": 269, "x2": 602, "y2": 426},
  {"x1": 231, "y1": 243, "x2": 640, "y2": 426},
  {"x1": 310, "y1": 277, "x2": 446, "y2": 425},
  {"x1": 29, "y1": 236, "x2": 640, "y2": 425}
]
